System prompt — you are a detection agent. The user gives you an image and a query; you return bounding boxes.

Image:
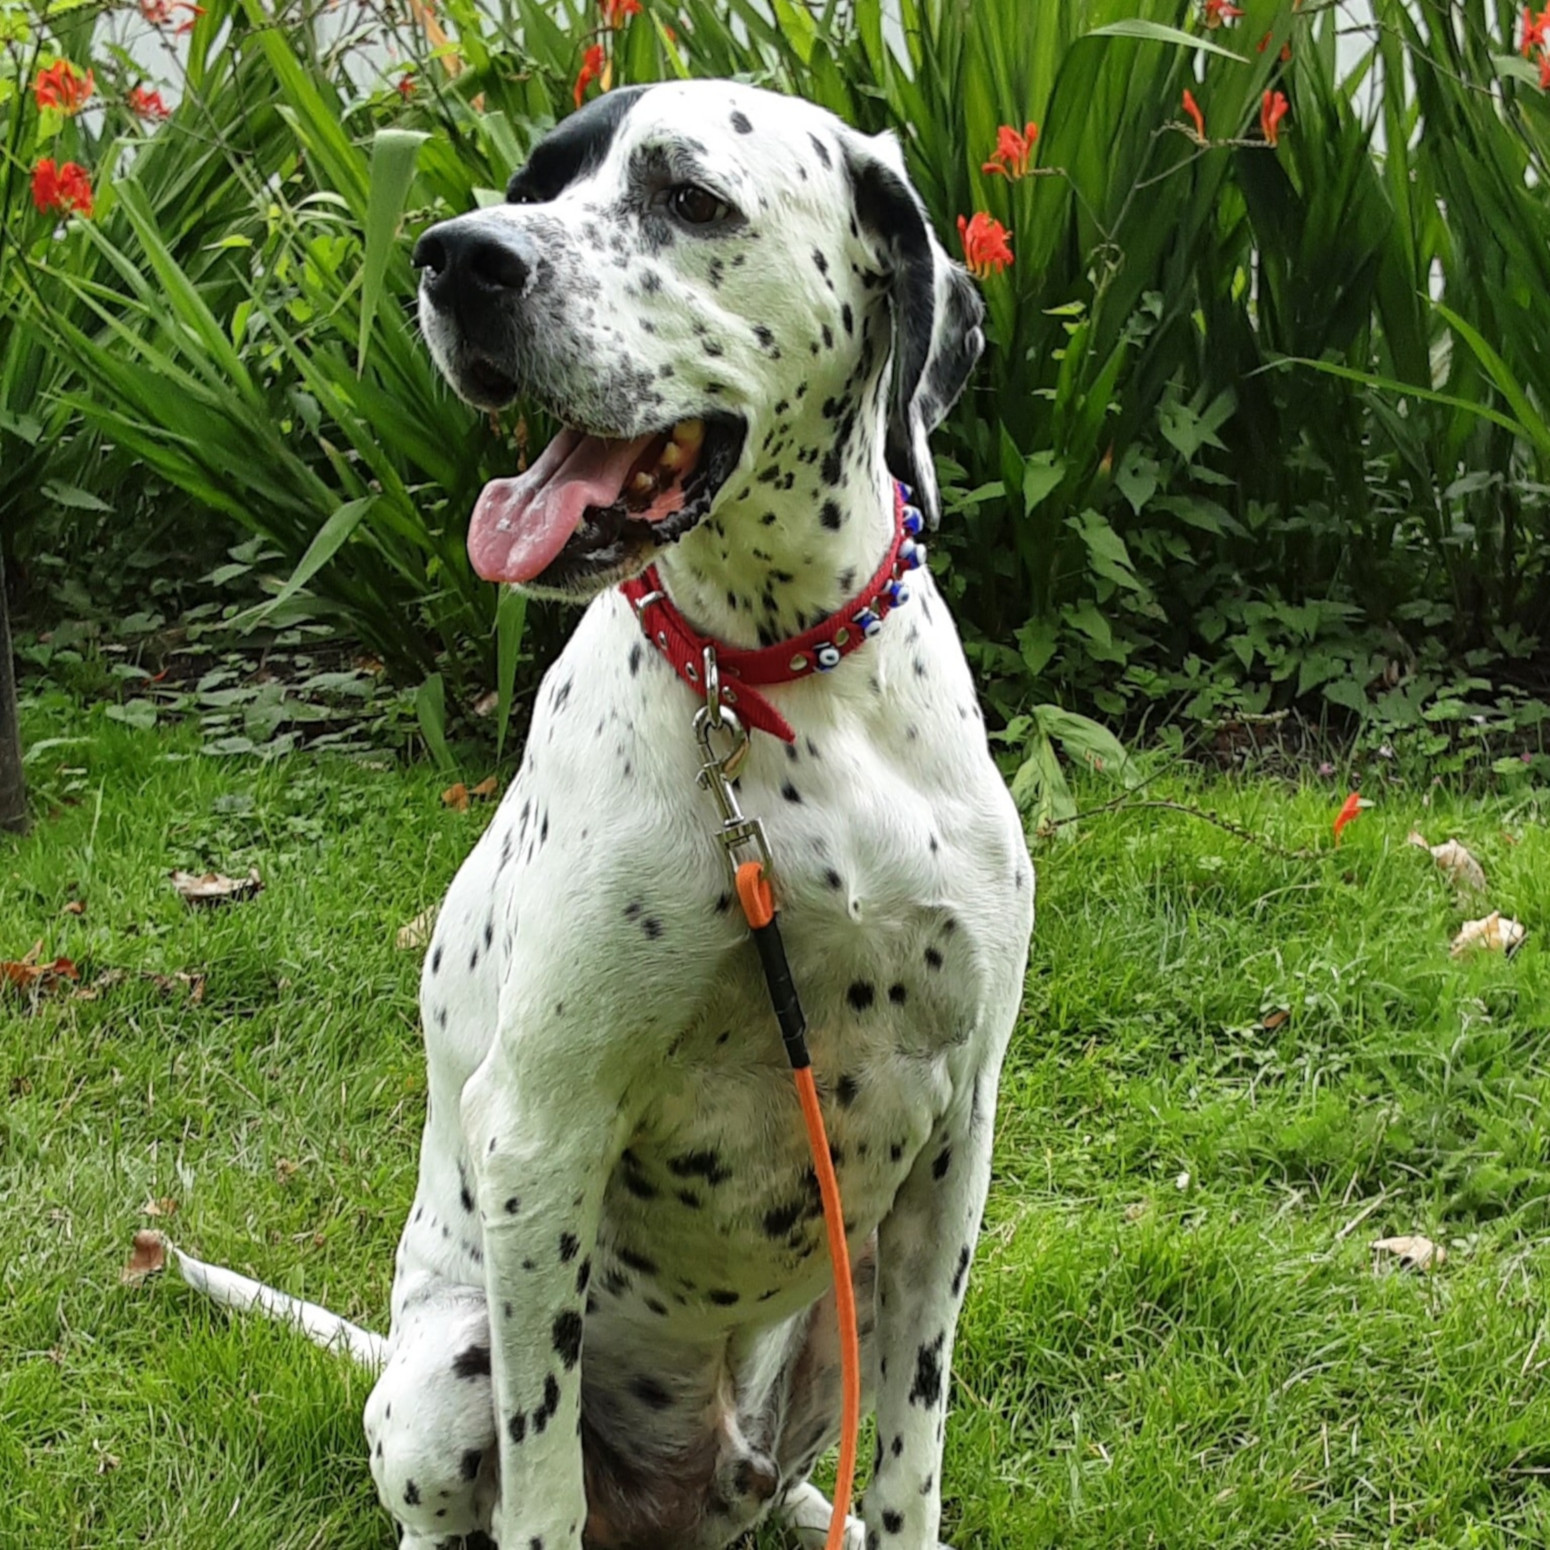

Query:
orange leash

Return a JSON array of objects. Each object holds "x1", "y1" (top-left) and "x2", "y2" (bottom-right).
[{"x1": 735, "y1": 861, "x2": 860, "y2": 1549}]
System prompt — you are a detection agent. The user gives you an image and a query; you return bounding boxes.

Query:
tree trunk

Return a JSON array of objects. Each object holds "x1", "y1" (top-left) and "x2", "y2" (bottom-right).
[{"x1": 0, "y1": 546, "x2": 28, "y2": 835}]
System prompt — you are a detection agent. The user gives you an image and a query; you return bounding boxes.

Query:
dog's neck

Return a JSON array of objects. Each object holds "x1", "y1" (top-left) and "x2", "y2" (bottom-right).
[{"x1": 651, "y1": 402, "x2": 895, "y2": 652}]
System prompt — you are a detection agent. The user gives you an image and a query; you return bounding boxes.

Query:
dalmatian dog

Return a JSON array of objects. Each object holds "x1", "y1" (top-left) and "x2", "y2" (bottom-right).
[{"x1": 153, "y1": 79, "x2": 1034, "y2": 1550}]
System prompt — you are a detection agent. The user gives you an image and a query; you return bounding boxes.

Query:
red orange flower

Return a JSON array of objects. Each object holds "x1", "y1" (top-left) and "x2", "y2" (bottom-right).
[
  {"x1": 1260, "y1": 88, "x2": 1289, "y2": 146},
  {"x1": 1541, "y1": 50, "x2": 1550, "y2": 88},
  {"x1": 1523, "y1": 4, "x2": 1550, "y2": 56},
  {"x1": 956, "y1": 212, "x2": 1012, "y2": 279},
  {"x1": 31, "y1": 158, "x2": 93, "y2": 218},
  {"x1": 1202, "y1": 0, "x2": 1244, "y2": 26},
  {"x1": 1332, "y1": 791, "x2": 1364, "y2": 843},
  {"x1": 1182, "y1": 88, "x2": 1206, "y2": 142},
  {"x1": 140, "y1": 0, "x2": 205, "y2": 32},
  {"x1": 396, "y1": 70, "x2": 416, "y2": 99},
  {"x1": 574, "y1": 43, "x2": 606, "y2": 109},
  {"x1": 127, "y1": 84, "x2": 170, "y2": 120},
  {"x1": 601, "y1": 0, "x2": 641, "y2": 26},
  {"x1": 981, "y1": 121, "x2": 1038, "y2": 180},
  {"x1": 1257, "y1": 31, "x2": 1293, "y2": 60},
  {"x1": 34, "y1": 60, "x2": 94, "y2": 115}
]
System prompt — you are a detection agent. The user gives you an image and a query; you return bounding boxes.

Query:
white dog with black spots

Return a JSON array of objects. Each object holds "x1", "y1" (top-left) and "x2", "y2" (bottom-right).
[{"x1": 150, "y1": 79, "x2": 1034, "y2": 1550}]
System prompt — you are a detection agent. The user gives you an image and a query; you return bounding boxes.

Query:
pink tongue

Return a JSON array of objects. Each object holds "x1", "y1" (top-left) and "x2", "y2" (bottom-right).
[{"x1": 468, "y1": 428, "x2": 659, "y2": 584}]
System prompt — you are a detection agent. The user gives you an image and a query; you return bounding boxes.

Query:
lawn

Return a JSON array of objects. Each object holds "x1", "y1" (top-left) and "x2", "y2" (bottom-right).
[{"x1": 5, "y1": 688, "x2": 1550, "y2": 1549}]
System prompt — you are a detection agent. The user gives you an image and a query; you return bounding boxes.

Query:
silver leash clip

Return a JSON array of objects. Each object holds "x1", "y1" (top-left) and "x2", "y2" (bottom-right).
[{"x1": 693, "y1": 646, "x2": 773, "y2": 885}]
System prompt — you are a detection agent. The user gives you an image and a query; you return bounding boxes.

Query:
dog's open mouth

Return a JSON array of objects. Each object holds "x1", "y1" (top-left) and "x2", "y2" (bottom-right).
[{"x1": 468, "y1": 416, "x2": 745, "y2": 589}]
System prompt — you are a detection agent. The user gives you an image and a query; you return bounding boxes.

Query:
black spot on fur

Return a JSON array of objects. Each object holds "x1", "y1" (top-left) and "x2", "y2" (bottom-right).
[
  {"x1": 708, "y1": 1288, "x2": 740, "y2": 1306},
  {"x1": 731, "y1": 109, "x2": 753, "y2": 133},
  {"x1": 668, "y1": 1148, "x2": 731, "y2": 1184},
  {"x1": 925, "y1": 946, "x2": 943, "y2": 970},
  {"x1": 461, "y1": 1448, "x2": 483, "y2": 1481},
  {"x1": 453, "y1": 1344, "x2": 490, "y2": 1380},
  {"x1": 617, "y1": 1244, "x2": 659, "y2": 1275},
  {"x1": 808, "y1": 132, "x2": 832, "y2": 167},
  {"x1": 559, "y1": 1232, "x2": 579, "y2": 1263},
  {"x1": 629, "y1": 641, "x2": 643, "y2": 676},
  {"x1": 820, "y1": 499, "x2": 843, "y2": 531},
  {"x1": 552, "y1": 1310, "x2": 583, "y2": 1370},
  {"x1": 908, "y1": 1331, "x2": 946, "y2": 1407},
  {"x1": 404, "y1": 1480, "x2": 421, "y2": 1507},
  {"x1": 889, "y1": 982, "x2": 908, "y2": 1005},
  {"x1": 781, "y1": 781, "x2": 802, "y2": 804},
  {"x1": 933, "y1": 1146, "x2": 952, "y2": 1180},
  {"x1": 847, "y1": 980, "x2": 875, "y2": 1012},
  {"x1": 951, "y1": 1244, "x2": 972, "y2": 1297},
  {"x1": 883, "y1": 1509, "x2": 904, "y2": 1533},
  {"x1": 837, "y1": 1072, "x2": 859, "y2": 1106},
  {"x1": 577, "y1": 1257, "x2": 592, "y2": 1295}
]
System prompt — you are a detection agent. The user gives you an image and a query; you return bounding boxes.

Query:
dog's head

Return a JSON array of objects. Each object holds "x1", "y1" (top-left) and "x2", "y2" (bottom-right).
[{"x1": 415, "y1": 80, "x2": 983, "y2": 601}]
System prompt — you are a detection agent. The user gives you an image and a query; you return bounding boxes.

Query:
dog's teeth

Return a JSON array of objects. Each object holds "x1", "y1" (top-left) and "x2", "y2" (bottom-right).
[
  {"x1": 658, "y1": 442, "x2": 685, "y2": 472},
  {"x1": 673, "y1": 418, "x2": 705, "y2": 450},
  {"x1": 630, "y1": 472, "x2": 658, "y2": 495}
]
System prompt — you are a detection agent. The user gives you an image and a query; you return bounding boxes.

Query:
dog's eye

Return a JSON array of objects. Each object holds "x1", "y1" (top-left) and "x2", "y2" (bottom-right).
[{"x1": 669, "y1": 184, "x2": 732, "y2": 226}]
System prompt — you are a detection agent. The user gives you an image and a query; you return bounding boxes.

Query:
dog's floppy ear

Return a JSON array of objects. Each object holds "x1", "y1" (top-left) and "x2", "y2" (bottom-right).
[{"x1": 843, "y1": 130, "x2": 984, "y2": 529}]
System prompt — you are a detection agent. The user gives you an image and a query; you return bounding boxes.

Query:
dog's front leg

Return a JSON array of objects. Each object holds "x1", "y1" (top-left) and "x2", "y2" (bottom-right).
[
  {"x1": 866, "y1": 1064, "x2": 1000, "y2": 1550},
  {"x1": 461, "y1": 1022, "x2": 633, "y2": 1550}
]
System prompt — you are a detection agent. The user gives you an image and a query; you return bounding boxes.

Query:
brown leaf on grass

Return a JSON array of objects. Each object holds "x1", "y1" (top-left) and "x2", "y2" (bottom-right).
[
  {"x1": 396, "y1": 906, "x2": 439, "y2": 951},
  {"x1": 1260, "y1": 1009, "x2": 1290, "y2": 1032},
  {"x1": 275, "y1": 1157, "x2": 298, "y2": 1184},
  {"x1": 121, "y1": 1229, "x2": 168, "y2": 1284},
  {"x1": 470, "y1": 775, "x2": 499, "y2": 800},
  {"x1": 169, "y1": 868, "x2": 263, "y2": 906},
  {"x1": 471, "y1": 690, "x2": 500, "y2": 719},
  {"x1": 61, "y1": 900, "x2": 86, "y2": 917},
  {"x1": 1, "y1": 942, "x2": 80, "y2": 995},
  {"x1": 1372, "y1": 1234, "x2": 1446, "y2": 1272},
  {"x1": 141, "y1": 1197, "x2": 178, "y2": 1218},
  {"x1": 1407, "y1": 830, "x2": 1488, "y2": 894},
  {"x1": 441, "y1": 782, "x2": 470, "y2": 812},
  {"x1": 1450, "y1": 912, "x2": 1527, "y2": 958},
  {"x1": 72, "y1": 968, "x2": 204, "y2": 1003}
]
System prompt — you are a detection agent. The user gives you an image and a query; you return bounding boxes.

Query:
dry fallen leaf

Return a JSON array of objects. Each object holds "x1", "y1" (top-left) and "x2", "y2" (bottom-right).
[
  {"x1": 1261, "y1": 1009, "x2": 1290, "y2": 1032},
  {"x1": 441, "y1": 782, "x2": 470, "y2": 812},
  {"x1": 1450, "y1": 912, "x2": 1527, "y2": 958},
  {"x1": 396, "y1": 906, "x2": 439, "y2": 952},
  {"x1": 61, "y1": 900, "x2": 86, "y2": 917},
  {"x1": 141, "y1": 1197, "x2": 178, "y2": 1219},
  {"x1": 1372, "y1": 1233, "x2": 1446, "y2": 1272},
  {"x1": 1407, "y1": 830, "x2": 1487, "y2": 894},
  {"x1": 169, "y1": 868, "x2": 263, "y2": 906},
  {"x1": 275, "y1": 1157, "x2": 298, "y2": 1184},
  {"x1": 470, "y1": 775, "x2": 499, "y2": 800},
  {"x1": 1, "y1": 942, "x2": 80, "y2": 995},
  {"x1": 471, "y1": 690, "x2": 500, "y2": 719},
  {"x1": 121, "y1": 1229, "x2": 168, "y2": 1285}
]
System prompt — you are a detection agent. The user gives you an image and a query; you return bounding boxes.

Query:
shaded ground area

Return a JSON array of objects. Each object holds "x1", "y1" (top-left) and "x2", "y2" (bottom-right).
[{"x1": 4, "y1": 691, "x2": 1549, "y2": 1548}]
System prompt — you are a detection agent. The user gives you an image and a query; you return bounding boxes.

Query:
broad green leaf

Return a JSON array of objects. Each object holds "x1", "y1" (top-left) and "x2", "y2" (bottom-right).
[
  {"x1": 1022, "y1": 450, "x2": 1065, "y2": 513},
  {"x1": 495, "y1": 586, "x2": 527, "y2": 763},
  {"x1": 417, "y1": 673, "x2": 456, "y2": 774},
  {"x1": 358, "y1": 129, "x2": 430, "y2": 374},
  {"x1": 1084, "y1": 19, "x2": 1247, "y2": 65}
]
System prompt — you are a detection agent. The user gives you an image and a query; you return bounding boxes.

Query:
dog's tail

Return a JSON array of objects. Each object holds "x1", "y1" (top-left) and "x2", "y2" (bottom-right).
[{"x1": 125, "y1": 1230, "x2": 387, "y2": 1369}]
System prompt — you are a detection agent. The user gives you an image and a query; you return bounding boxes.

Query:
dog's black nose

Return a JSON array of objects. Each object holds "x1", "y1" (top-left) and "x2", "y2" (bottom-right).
[{"x1": 414, "y1": 218, "x2": 535, "y2": 309}]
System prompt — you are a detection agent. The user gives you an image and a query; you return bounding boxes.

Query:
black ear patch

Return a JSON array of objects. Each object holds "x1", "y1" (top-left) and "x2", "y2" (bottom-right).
[
  {"x1": 846, "y1": 148, "x2": 983, "y2": 528},
  {"x1": 506, "y1": 86, "x2": 650, "y2": 205}
]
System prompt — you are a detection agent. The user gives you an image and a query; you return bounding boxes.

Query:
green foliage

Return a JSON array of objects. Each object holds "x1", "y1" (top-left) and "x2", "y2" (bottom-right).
[{"x1": 3, "y1": 0, "x2": 1548, "y2": 758}]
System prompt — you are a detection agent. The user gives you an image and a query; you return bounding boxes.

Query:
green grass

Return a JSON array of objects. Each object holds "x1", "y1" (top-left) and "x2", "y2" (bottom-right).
[{"x1": 5, "y1": 689, "x2": 1550, "y2": 1548}]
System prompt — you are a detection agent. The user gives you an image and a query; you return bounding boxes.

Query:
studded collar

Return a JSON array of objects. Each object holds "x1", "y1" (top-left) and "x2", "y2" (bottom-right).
[{"x1": 619, "y1": 483, "x2": 925, "y2": 743}]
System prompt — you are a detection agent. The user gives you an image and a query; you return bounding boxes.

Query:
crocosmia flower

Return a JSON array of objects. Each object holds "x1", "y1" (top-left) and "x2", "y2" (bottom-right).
[
  {"x1": 956, "y1": 212, "x2": 1013, "y2": 278},
  {"x1": 982, "y1": 121, "x2": 1038, "y2": 180},
  {"x1": 32, "y1": 158, "x2": 94, "y2": 218},
  {"x1": 34, "y1": 60, "x2": 94, "y2": 115}
]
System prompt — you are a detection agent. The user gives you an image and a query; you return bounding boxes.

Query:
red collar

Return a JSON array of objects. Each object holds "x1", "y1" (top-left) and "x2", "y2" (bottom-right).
[{"x1": 620, "y1": 483, "x2": 924, "y2": 743}]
